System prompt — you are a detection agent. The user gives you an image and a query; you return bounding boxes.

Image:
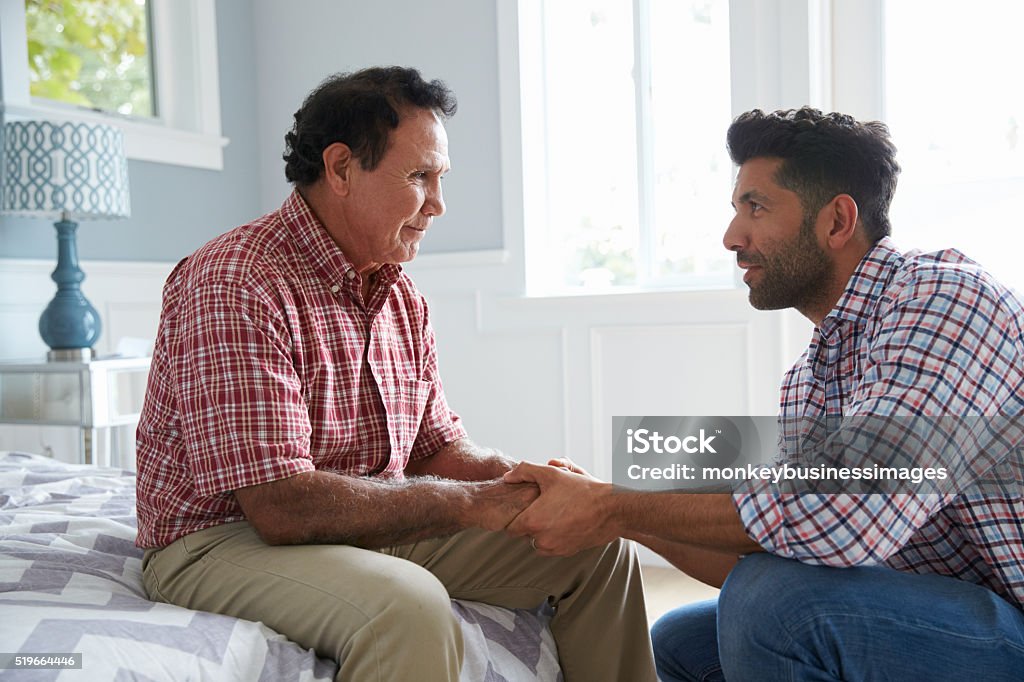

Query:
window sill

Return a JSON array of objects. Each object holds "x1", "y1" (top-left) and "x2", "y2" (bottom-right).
[
  {"x1": 2, "y1": 101, "x2": 229, "y2": 171},
  {"x1": 525, "y1": 274, "x2": 739, "y2": 300},
  {"x1": 512, "y1": 283, "x2": 742, "y2": 306}
]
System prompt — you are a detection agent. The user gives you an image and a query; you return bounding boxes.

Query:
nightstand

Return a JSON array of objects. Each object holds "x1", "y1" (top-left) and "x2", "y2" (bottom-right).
[{"x1": 0, "y1": 356, "x2": 151, "y2": 467}]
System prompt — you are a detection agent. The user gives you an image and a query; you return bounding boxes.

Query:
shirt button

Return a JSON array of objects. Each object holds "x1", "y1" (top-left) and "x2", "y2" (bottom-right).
[
  {"x1": 331, "y1": 285, "x2": 340, "y2": 293},
  {"x1": 345, "y1": 270, "x2": 356, "y2": 280}
]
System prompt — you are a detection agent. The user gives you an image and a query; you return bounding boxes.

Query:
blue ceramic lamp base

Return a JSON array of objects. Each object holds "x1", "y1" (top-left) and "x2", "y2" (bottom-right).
[{"x1": 39, "y1": 218, "x2": 102, "y2": 361}]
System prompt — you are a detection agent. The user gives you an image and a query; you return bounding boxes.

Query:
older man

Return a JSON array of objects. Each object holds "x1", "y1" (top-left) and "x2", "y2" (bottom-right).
[
  {"x1": 136, "y1": 67, "x2": 656, "y2": 682},
  {"x1": 506, "y1": 108, "x2": 1024, "y2": 681}
]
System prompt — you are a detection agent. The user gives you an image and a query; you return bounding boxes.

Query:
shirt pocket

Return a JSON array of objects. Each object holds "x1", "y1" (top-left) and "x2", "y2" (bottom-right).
[{"x1": 383, "y1": 378, "x2": 433, "y2": 467}]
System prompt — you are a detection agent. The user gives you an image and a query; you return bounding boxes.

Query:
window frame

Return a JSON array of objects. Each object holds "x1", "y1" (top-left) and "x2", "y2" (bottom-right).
[
  {"x1": 504, "y1": 0, "x2": 1020, "y2": 299},
  {"x1": 0, "y1": 0, "x2": 228, "y2": 170},
  {"x1": 505, "y1": 0, "x2": 834, "y2": 297}
]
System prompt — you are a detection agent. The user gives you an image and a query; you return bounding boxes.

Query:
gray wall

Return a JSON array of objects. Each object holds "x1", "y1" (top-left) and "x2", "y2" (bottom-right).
[
  {"x1": 1, "y1": 0, "x2": 506, "y2": 262},
  {"x1": 0, "y1": 0, "x2": 262, "y2": 262},
  {"x1": 251, "y1": 0, "x2": 505, "y2": 254}
]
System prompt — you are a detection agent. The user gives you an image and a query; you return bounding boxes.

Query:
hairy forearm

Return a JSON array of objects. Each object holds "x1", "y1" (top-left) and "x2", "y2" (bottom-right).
[
  {"x1": 610, "y1": 491, "x2": 762, "y2": 555},
  {"x1": 235, "y1": 470, "x2": 527, "y2": 549},
  {"x1": 405, "y1": 437, "x2": 516, "y2": 481},
  {"x1": 631, "y1": 533, "x2": 739, "y2": 588}
]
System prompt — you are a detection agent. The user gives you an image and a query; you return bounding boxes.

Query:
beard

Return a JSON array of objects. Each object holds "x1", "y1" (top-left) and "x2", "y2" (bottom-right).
[{"x1": 740, "y1": 214, "x2": 835, "y2": 312}]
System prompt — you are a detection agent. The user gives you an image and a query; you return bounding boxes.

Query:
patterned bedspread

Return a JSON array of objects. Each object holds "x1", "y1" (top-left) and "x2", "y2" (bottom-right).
[{"x1": 0, "y1": 452, "x2": 561, "y2": 681}]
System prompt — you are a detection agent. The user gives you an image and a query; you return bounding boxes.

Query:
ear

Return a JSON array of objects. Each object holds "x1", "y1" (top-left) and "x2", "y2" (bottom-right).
[
  {"x1": 822, "y1": 194, "x2": 859, "y2": 249},
  {"x1": 321, "y1": 142, "x2": 355, "y2": 196}
]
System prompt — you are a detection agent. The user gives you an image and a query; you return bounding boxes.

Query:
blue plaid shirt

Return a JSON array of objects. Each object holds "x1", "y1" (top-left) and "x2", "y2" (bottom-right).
[{"x1": 736, "y1": 237, "x2": 1024, "y2": 608}]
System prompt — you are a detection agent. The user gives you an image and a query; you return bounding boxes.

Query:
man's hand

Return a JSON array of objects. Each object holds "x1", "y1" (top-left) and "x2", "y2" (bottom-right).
[
  {"x1": 503, "y1": 461, "x2": 618, "y2": 557},
  {"x1": 463, "y1": 480, "x2": 540, "y2": 532},
  {"x1": 546, "y1": 457, "x2": 591, "y2": 476}
]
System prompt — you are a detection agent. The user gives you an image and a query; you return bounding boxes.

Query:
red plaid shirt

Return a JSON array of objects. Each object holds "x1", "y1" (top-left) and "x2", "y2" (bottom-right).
[
  {"x1": 136, "y1": 190, "x2": 466, "y2": 548},
  {"x1": 736, "y1": 238, "x2": 1024, "y2": 607}
]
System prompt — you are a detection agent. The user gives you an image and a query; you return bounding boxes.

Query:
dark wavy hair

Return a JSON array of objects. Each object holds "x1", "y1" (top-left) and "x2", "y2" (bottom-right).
[
  {"x1": 726, "y1": 107, "x2": 900, "y2": 242},
  {"x1": 283, "y1": 66, "x2": 458, "y2": 186}
]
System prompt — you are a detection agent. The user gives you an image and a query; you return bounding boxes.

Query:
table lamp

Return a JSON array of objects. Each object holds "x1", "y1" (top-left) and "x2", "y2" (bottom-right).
[{"x1": 1, "y1": 120, "x2": 131, "y2": 362}]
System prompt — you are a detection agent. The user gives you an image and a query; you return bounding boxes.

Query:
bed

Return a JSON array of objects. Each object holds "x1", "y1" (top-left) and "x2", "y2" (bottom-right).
[{"x1": 0, "y1": 451, "x2": 562, "y2": 681}]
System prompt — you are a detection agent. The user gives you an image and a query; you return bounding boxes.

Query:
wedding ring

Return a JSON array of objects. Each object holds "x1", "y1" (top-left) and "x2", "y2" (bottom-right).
[{"x1": 530, "y1": 537, "x2": 538, "y2": 550}]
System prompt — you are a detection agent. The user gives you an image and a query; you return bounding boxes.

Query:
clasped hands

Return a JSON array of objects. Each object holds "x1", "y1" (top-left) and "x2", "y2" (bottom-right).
[{"x1": 485, "y1": 457, "x2": 619, "y2": 557}]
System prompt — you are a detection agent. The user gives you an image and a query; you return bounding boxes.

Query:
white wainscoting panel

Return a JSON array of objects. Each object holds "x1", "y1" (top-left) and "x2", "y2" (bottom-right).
[
  {"x1": 426, "y1": 291, "x2": 569, "y2": 462},
  {"x1": 414, "y1": 280, "x2": 793, "y2": 473},
  {"x1": 590, "y1": 323, "x2": 752, "y2": 479}
]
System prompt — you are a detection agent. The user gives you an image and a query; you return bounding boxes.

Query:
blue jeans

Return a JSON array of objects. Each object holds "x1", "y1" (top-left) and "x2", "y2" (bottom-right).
[{"x1": 652, "y1": 553, "x2": 1024, "y2": 681}]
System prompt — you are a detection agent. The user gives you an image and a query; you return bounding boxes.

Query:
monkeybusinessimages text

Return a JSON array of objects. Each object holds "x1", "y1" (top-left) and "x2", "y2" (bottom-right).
[{"x1": 624, "y1": 428, "x2": 949, "y2": 485}]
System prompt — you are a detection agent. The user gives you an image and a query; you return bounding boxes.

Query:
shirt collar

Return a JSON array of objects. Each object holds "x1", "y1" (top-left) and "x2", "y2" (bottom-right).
[
  {"x1": 822, "y1": 236, "x2": 905, "y2": 330},
  {"x1": 278, "y1": 189, "x2": 403, "y2": 297},
  {"x1": 807, "y1": 237, "x2": 903, "y2": 379}
]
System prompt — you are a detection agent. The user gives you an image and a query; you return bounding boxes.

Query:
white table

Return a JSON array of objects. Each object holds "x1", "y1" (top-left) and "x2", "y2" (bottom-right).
[{"x1": 0, "y1": 356, "x2": 151, "y2": 467}]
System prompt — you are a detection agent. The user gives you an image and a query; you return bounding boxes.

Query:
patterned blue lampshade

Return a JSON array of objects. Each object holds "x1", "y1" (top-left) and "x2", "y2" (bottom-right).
[
  {"x1": 2, "y1": 120, "x2": 130, "y2": 218},
  {"x1": 1, "y1": 120, "x2": 131, "y2": 358}
]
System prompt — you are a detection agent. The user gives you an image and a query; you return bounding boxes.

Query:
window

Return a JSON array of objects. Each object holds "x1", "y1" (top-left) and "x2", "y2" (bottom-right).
[
  {"x1": 512, "y1": 0, "x2": 1022, "y2": 296},
  {"x1": 519, "y1": 0, "x2": 734, "y2": 294},
  {"x1": 0, "y1": 0, "x2": 227, "y2": 170},
  {"x1": 26, "y1": 0, "x2": 156, "y2": 118}
]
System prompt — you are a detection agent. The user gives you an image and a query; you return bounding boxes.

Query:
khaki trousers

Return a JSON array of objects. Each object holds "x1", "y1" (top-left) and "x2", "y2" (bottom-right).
[{"x1": 143, "y1": 522, "x2": 656, "y2": 681}]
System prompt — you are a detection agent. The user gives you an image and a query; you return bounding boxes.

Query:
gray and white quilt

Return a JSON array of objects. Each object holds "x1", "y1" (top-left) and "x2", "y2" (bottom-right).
[{"x1": 0, "y1": 452, "x2": 562, "y2": 681}]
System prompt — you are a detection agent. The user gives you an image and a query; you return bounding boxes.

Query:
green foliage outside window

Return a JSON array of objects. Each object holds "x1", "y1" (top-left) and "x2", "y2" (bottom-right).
[{"x1": 26, "y1": 0, "x2": 155, "y2": 117}]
